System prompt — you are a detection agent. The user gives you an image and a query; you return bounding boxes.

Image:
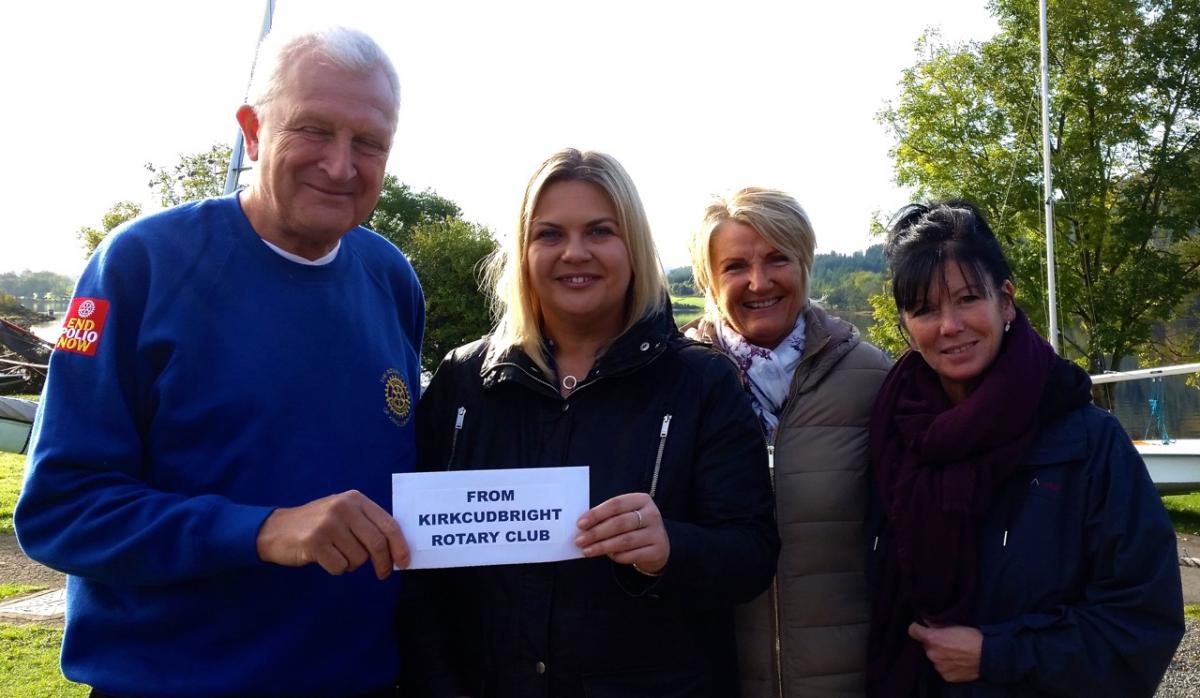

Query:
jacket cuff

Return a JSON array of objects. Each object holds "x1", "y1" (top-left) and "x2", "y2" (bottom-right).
[
  {"x1": 612, "y1": 518, "x2": 692, "y2": 597},
  {"x1": 203, "y1": 499, "x2": 276, "y2": 567},
  {"x1": 979, "y1": 621, "x2": 1019, "y2": 684},
  {"x1": 612, "y1": 559, "x2": 666, "y2": 597}
]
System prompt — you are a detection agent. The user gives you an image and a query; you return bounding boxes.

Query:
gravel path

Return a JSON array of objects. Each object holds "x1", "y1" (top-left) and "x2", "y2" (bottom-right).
[
  {"x1": 0, "y1": 533, "x2": 63, "y2": 588},
  {"x1": 1158, "y1": 619, "x2": 1200, "y2": 696},
  {"x1": 2, "y1": 528, "x2": 1200, "y2": 693}
]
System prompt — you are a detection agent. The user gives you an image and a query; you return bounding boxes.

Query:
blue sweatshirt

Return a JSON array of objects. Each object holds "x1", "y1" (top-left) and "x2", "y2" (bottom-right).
[{"x1": 15, "y1": 194, "x2": 423, "y2": 697}]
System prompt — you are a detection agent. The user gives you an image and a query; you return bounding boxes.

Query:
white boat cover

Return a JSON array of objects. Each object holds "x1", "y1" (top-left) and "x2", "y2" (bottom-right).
[{"x1": 0, "y1": 396, "x2": 37, "y2": 423}]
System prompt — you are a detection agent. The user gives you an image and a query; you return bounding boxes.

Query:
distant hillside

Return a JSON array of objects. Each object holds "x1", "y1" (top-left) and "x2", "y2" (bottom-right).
[
  {"x1": 810, "y1": 245, "x2": 884, "y2": 310},
  {"x1": 0, "y1": 270, "x2": 74, "y2": 300},
  {"x1": 665, "y1": 244, "x2": 885, "y2": 311}
]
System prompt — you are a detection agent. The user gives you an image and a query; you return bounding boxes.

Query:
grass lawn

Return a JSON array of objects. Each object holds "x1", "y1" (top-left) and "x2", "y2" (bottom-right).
[
  {"x1": 1162, "y1": 493, "x2": 1200, "y2": 536},
  {"x1": 671, "y1": 294, "x2": 704, "y2": 327},
  {"x1": 0, "y1": 394, "x2": 36, "y2": 535},
  {"x1": 0, "y1": 585, "x2": 45, "y2": 602},
  {"x1": 0, "y1": 452, "x2": 25, "y2": 536},
  {"x1": 0, "y1": 624, "x2": 85, "y2": 698}
]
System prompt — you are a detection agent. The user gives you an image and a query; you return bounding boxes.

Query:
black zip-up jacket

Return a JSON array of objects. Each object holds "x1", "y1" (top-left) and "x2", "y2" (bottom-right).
[{"x1": 405, "y1": 307, "x2": 779, "y2": 697}]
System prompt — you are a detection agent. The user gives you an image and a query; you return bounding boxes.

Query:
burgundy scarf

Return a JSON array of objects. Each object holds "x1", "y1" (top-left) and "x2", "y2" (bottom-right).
[{"x1": 866, "y1": 311, "x2": 1070, "y2": 696}]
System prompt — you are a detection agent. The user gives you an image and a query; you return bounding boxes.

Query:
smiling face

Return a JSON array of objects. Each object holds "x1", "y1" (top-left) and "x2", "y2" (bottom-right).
[
  {"x1": 237, "y1": 55, "x2": 396, "y2": 259},
  {"x1": 525, "y1": 180, "x2": 632, "y2": 341},
  {"x1": 710, "y1": 221, "x2": 806, "y2": 348},
  {"x1": 901, "y1": 260, "x2": 1016, "y2": 403}
]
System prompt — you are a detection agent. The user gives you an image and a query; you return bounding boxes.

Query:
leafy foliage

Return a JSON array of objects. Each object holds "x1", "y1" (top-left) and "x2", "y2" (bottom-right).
[
  {"x1": 365, "y1": 177, "x2": 494, "y2": 372},
  {"x1": 879, "y1": 0, "x2": 1200, "y2": 372},
  {"x1": 403, "y1": 219, "x2": 498, "y2": 372},
  {"x1": 0, "y1": 272, "x2": 74, "y2": 301},
  {"x1": 77, "y1": 201, "x2": 142, "y2": 259},
  {"x1": 78, "y1": 143, "x2": 232, "y2": 259},
  {"x1": 145, "y1": 144, "x2": 232, "y2": 209},
  {"x1": 868, "y1": 287, "x2": 909, "y2": 359},
  {"x1": 367, "y1": 175, "x2": 461, "y2": 252},
  {"x1": 77, "y1": 147, "x2": 495, "y2": 373}
]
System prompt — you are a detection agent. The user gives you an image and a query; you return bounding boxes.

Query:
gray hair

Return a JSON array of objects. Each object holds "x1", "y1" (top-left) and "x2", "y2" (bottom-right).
[{"x1": 247, "y1": 26, "x2": 400, "y2": 124}]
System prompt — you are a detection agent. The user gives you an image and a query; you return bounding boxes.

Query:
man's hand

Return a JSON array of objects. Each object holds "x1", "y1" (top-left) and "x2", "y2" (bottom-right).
[
  {"x1": 256, "y1": 490, "x2": 410, "y2": 579},
  {"x1": 908, "y1": 622, "x2": 982, "y2": 683}
]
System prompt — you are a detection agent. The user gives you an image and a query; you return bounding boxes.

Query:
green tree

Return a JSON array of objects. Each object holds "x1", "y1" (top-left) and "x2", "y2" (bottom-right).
[
  {"x1": 0, "y1": 271, "x2": 75, "y2": 298},
  {"x1": 368, "y1": 175, "x2": 461, "y2": 252},
  {"x1": 868, "y1": 286, "x2": 908, "y2": 359},
  {"x1": 79, "y1": 143, "x2": 232, "y2": 258},
  {"x1": 405, "y1": 218, "x2": 498, "y2": 372},
  {"x1": 821, "y1": 270, "x2": 885, "y2": 310},
  {"x1": 146, "y1": 143, "x2": 232, "y2": 208},
  {"x1": 878, "y1": 0, "x2": 1200, "y2": 373},
  {"x1": 78, "y1": 201, "x2": 142, "y2": 258}
]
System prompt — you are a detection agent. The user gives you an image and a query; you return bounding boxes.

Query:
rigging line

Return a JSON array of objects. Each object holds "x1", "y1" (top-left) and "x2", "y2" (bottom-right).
[
  {"x1": 997, "y1": 89, "x2": 1039, "y2": 227},
  {"x1": 1037, "y1": 202, "x2": 1070, "y2": 362}
]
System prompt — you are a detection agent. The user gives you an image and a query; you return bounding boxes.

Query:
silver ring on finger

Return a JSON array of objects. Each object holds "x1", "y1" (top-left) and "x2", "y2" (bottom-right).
[{"x1": 633, "y1": 509, "x2": 644, "y2": 529}]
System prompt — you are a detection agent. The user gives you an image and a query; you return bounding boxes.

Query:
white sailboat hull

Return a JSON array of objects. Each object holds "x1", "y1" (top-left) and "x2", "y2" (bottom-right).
[
  {"x1": 1136, "y1": 440, "x2": 1200, "y2": 495},
  {"x1": 0, "y1": 416, "x2": 32, "y2": 455},
  {"x1": 0, "y1": 396, "x2": 37, "y2": 455}
]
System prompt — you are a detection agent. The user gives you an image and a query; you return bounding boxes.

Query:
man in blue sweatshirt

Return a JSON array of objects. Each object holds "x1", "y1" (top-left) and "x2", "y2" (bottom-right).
[{"x1": 16, "y1": 26, "x2": 422, "y2": 698}]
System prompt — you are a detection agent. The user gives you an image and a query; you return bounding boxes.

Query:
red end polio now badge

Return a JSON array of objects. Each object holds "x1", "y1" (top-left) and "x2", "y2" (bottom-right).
[{"x1": 55, "y1": 297, "x2": 111, "y2": 357}]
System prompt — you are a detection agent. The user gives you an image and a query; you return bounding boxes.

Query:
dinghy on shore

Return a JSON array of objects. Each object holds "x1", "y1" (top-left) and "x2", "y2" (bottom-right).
[
  {"x1": 1092, "y1": 363, "x2": 1200, "y2": 495},
  {"x1": 0, "y1": 396, "x2": 36, "y2": 454}
]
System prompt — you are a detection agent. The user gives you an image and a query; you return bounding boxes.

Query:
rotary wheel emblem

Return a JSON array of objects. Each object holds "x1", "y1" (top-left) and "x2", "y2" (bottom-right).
[{"x1": 381, "y1": 369, "x2": 412, "y2": 426}]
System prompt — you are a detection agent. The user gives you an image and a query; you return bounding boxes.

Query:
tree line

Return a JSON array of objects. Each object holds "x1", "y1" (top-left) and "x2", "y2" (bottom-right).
[
  {"x1": 76, "y1": 145, "x2": 496, "y2": 373},
  {"x1": 669, "y1": 245, "x2": 887, "y2": 314},
  {"x1": 0, "y1": 271, "x2": 75, "y2": 301},
  {"x1": 872, "y1": 0, "x2": 1199, "y2": 371},
  {"x1": 69, "y1": 0, "x2": 1200, "y2": 377}
]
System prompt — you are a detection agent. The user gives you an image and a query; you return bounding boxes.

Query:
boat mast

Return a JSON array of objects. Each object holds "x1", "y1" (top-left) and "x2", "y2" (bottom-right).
[
  {"x1": 222, "y1": 0, "x2": 276, "y2": 196},
  {"x1": 1039, "y1": 0, "x2": 1059, "y2": 353}
]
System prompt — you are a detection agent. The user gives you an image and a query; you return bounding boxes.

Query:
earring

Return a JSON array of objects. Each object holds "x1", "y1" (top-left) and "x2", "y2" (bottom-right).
[{"x1": 1004, "y1": 321, "x2": 1011, "y2": 333}]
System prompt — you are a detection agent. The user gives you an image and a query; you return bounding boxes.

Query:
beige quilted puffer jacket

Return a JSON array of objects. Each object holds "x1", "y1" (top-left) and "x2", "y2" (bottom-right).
[{"x1": 686, "y1": 303, "x2": 891, "y2": 698}]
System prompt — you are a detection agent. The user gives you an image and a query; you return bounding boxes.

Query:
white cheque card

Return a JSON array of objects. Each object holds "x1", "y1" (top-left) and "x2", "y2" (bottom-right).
[{"x1": 392, "y1": 466, "x2": 589, "y2": 569}]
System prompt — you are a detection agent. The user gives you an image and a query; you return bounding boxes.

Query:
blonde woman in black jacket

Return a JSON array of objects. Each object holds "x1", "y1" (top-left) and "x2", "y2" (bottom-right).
[{"x1": 406, "y1": 149, "x2": 779, "y2": 698}]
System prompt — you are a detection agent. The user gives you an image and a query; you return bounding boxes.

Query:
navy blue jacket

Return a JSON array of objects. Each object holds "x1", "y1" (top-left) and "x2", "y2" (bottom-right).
[{"x1": 871, "y1": 405, "x2": 1183, "y2": 697}]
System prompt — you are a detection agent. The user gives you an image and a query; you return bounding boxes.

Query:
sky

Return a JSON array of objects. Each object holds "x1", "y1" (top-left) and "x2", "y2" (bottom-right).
[{"x1": 0, "y1": 0, "x2": 999, "y2": 279}]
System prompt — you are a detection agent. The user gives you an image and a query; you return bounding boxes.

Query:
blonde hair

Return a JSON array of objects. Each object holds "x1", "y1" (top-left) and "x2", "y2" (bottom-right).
[
  {"x1": 690, "y1": 187, "x2": 815, "y2": 322},
  {"x1": 485, "y1": 148, "x2": 667, "y2": 375}
]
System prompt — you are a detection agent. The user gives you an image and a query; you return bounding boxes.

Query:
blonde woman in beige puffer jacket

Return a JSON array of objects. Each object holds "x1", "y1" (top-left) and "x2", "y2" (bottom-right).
[{"x1": 687, "y1": 187, "x2": 891, "y2": 697}]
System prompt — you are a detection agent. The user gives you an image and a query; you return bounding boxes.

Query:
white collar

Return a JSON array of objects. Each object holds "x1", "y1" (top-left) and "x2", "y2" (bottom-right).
[{"x1": 261, "y1": 238, "x2": 341, "y2": 266}]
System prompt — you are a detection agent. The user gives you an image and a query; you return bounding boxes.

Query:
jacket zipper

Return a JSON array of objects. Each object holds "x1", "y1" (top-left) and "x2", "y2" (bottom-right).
[
  {"x1": 768, "y1": 429, "x2": 787, "y2": 695},
  {"x1": 768, "y1": 435, "x2": 783, "y2": 696},
  {"x1": 649, "y1": 414, "x2": 672, "y2": 498},
  {"x1": 764, "y1": 333, "x2": 826, "y2": 696},
  {"x1": 699, "y1": 315, "x2": 827, "y2": 697},
  {"x1": 446, "y1": 407, "x2": 466, "y2": 470},
  {"x1": 772, "y1": 579, "x2": 783, "y2": 698}
]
